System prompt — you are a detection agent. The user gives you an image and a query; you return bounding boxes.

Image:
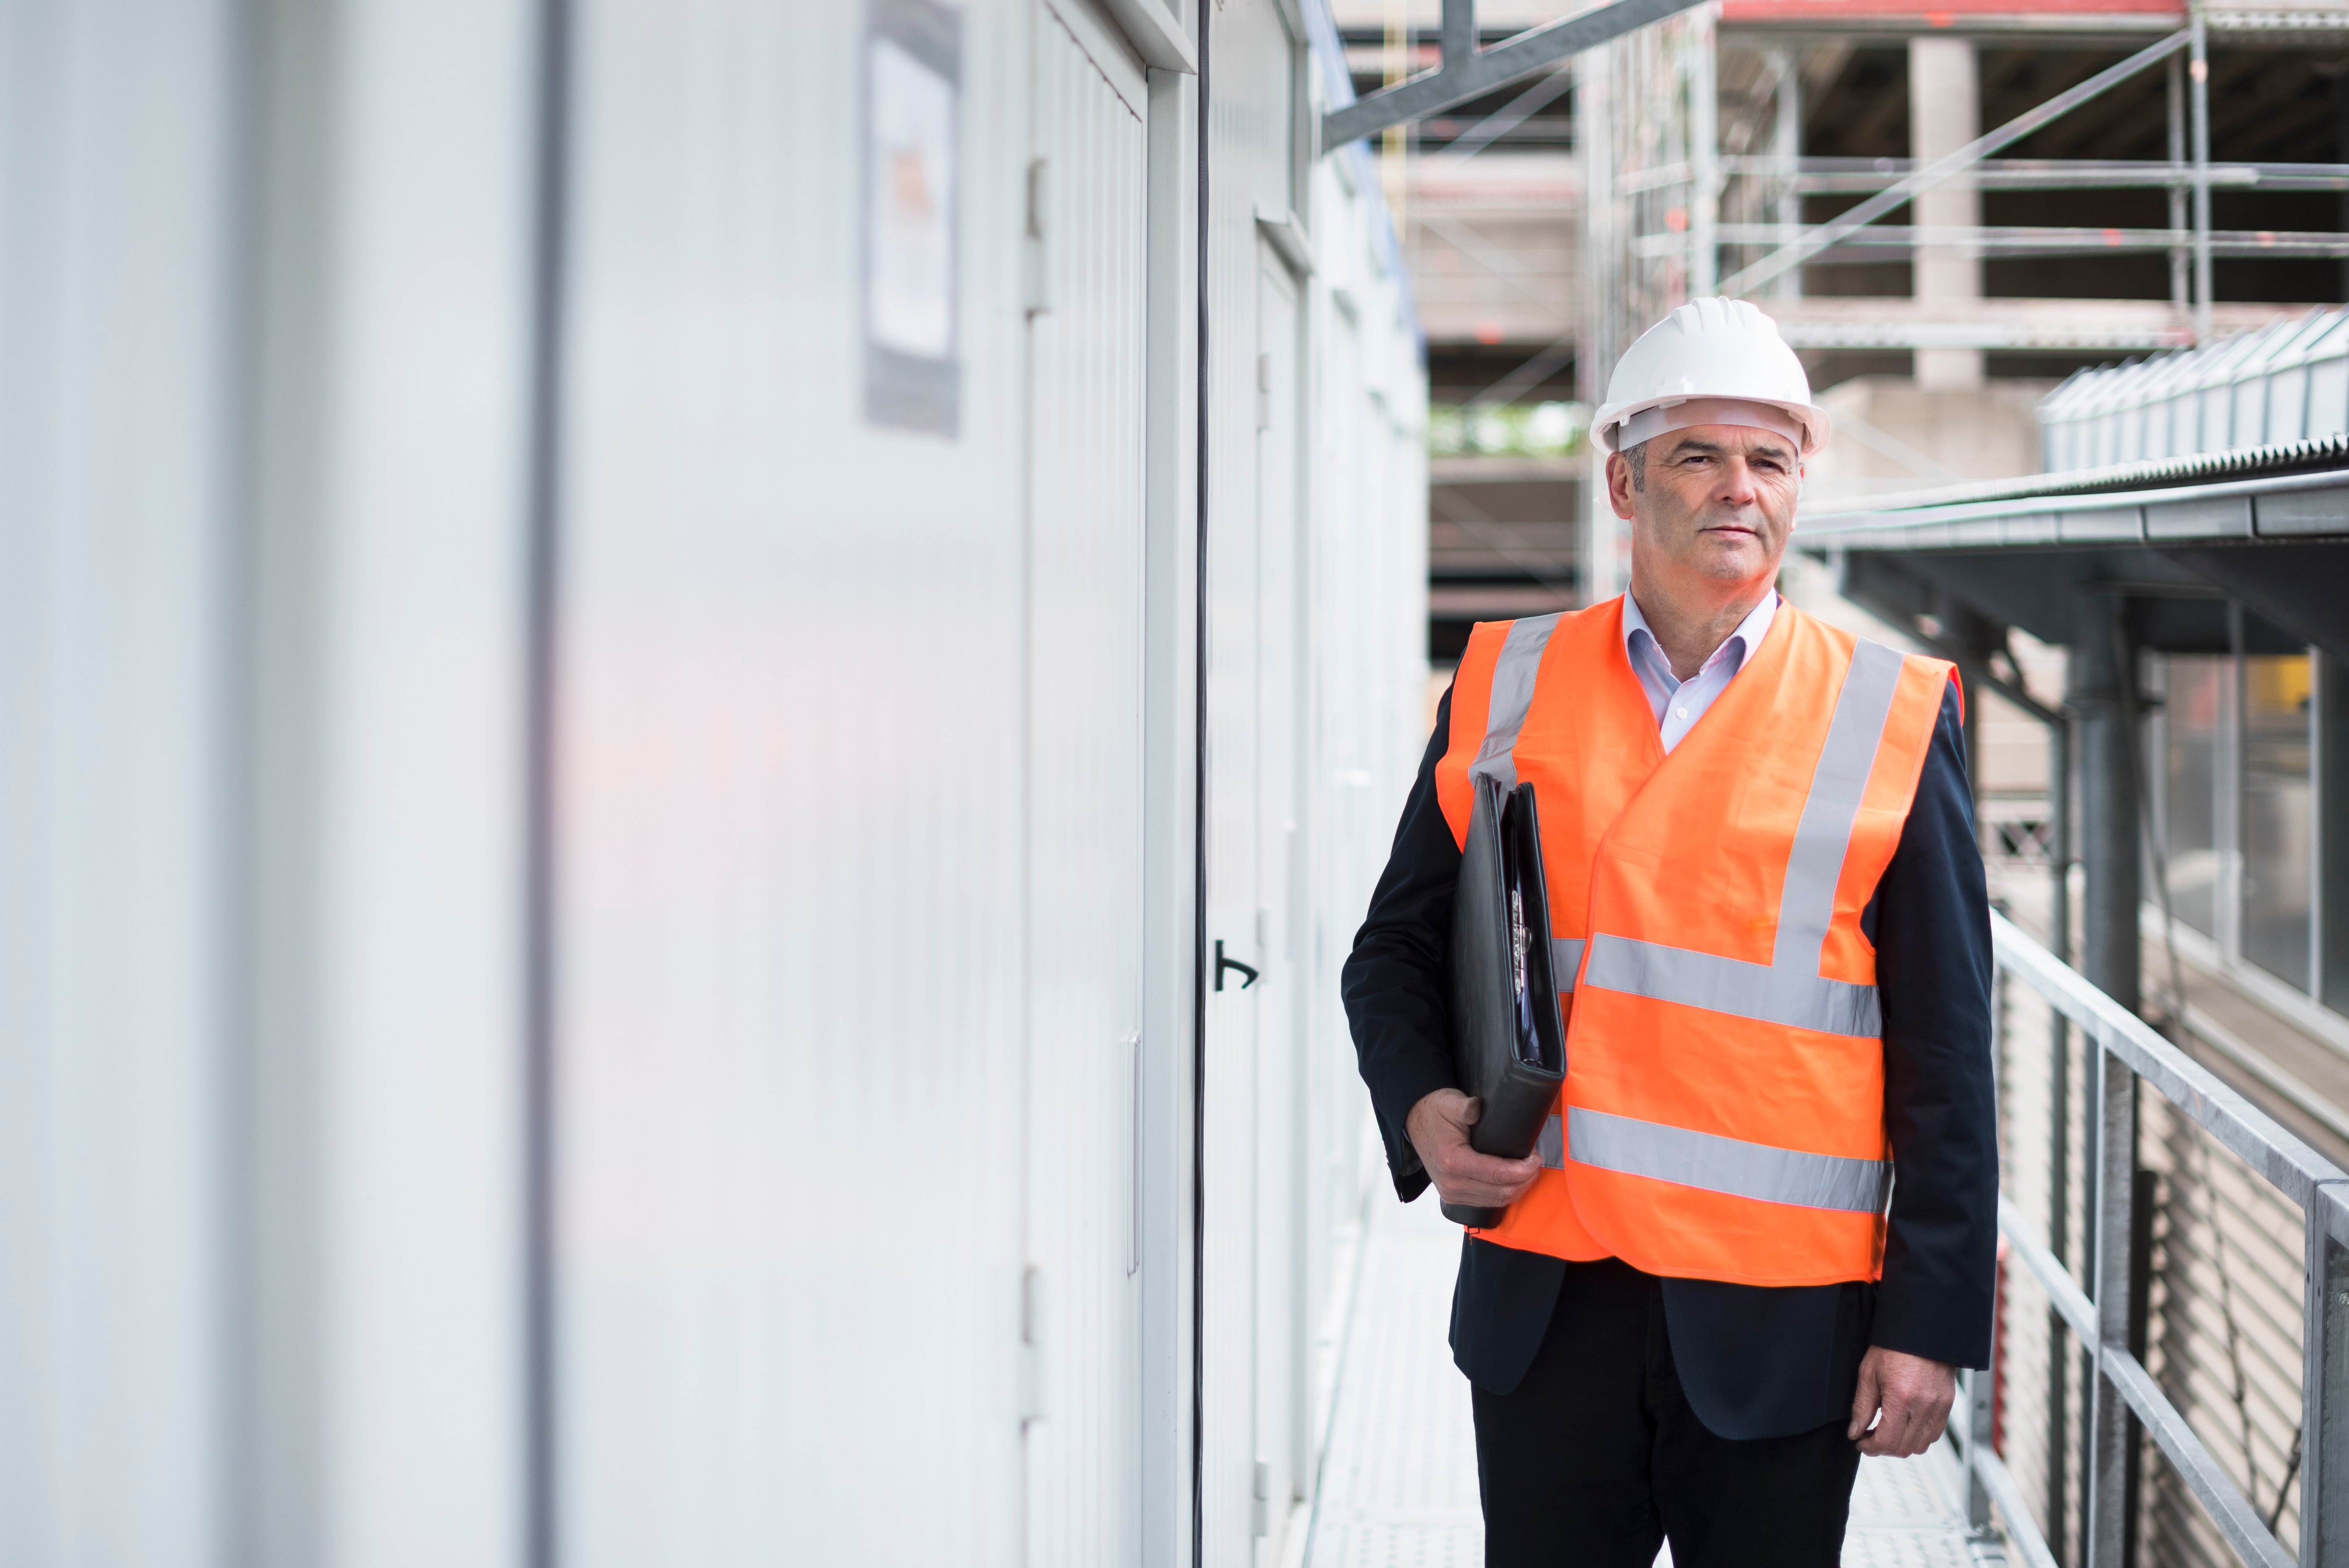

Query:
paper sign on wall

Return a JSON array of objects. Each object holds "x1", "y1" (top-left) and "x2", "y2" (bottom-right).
[{"x1": 863, "y1": 0, "x2": 962, "y2": 436}]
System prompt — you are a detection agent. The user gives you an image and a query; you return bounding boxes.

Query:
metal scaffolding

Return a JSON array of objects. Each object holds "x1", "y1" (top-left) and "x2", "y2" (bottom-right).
[{"x1": 1585, "y1": 15, "x2": 2349, "y2": 362}]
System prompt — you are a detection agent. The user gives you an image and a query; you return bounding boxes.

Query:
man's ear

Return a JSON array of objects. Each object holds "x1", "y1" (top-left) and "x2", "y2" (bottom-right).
[{"x1": 1605, "y1": 452, "x2": 1638, "y2": 521}]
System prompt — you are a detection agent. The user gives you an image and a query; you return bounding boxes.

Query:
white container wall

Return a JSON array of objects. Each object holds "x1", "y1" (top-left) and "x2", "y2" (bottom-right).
[
  {"x1": 0, "y1": 0, "x2": 1427, "y2": 1565},
  {"x1": 2, "y1": 2, "x2": 536, "y2": 1564},
  {"x1": 0, "y1": 1, "x2": 238, "y2": 1558}
]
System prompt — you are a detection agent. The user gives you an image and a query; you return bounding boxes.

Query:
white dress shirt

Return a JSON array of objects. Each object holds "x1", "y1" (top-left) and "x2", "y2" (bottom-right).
[{"x1": 1621, "y1": 589, "x2": 1780, "y2": 754}]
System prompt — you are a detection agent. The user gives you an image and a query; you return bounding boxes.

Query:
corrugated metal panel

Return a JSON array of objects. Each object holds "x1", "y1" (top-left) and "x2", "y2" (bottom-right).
[{"x1": 1024, "y1": 5, "x2": 1149, "y2": 1562}]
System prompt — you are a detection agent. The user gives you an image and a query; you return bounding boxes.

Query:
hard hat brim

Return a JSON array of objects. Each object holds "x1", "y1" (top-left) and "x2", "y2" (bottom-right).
[{"x1": 1591, "y1": 394, "x2": 1829, "y2": 456}]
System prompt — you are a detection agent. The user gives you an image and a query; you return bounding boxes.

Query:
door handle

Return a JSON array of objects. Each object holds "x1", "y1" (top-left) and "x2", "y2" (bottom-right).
[{"x1": 1214, "y1": 940, "x2": 1259, "y2": 992}]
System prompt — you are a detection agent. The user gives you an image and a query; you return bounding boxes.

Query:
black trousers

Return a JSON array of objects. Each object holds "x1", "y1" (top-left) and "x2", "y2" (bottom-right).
[{"x1": 1471, "y1": 1258, "x2": 1863, "y2": 1568}]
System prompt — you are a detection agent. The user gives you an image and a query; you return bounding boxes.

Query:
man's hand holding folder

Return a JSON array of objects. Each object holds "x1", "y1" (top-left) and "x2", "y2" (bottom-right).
[{"x1": 1406, "y1": 1089, "x2": 1542, "y2": 1211}]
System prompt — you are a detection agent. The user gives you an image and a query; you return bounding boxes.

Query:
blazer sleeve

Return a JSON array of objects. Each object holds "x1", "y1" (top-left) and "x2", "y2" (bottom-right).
[
  {"x1": 1341, "y1": 686, "x2": 1467, "y2": 1202},
  {"x1": 1868, "y1": 682, "x2": 1999, "y2": 1370}
]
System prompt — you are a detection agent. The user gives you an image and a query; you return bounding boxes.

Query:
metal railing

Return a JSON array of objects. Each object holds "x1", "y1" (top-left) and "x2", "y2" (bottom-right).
[{"x1": 1951, "y1": 912, "x2": 2349, "y2": 1568}]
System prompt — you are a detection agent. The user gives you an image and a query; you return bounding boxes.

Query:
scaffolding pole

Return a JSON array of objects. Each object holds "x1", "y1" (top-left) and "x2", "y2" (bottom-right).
[
  {"x1": 2169, "y1": 52, "x2": 2190, "y2": 315},
  {"x1": 2190, "y1": 11, "x2": 2215, "y2": 345},
  {"x1": 1690, "y1": 8, "x2": 1718, "y2": 296}
]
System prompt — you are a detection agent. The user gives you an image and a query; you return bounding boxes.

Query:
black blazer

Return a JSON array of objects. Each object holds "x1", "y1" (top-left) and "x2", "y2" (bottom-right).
[{"x1": 1341, "y1": 672, "x2": 1997, "y2": 1440}]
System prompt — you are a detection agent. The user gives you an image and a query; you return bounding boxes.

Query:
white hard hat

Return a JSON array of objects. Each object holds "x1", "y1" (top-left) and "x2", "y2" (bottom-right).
[{"x1": 1591, "y1": 297, "x2": 1829, "y2": 456}]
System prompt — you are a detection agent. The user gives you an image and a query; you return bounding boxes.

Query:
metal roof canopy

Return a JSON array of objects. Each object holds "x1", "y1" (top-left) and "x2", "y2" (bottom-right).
[
  {"x1": 1798, "y1": 465, "x2": 2349, "y2": 663},
  {"x1": 2040, "y1": 306, "x2": 2349, "y2": 471},
  {"x1": 1319, "y1": 0, "x2": 1708, "y2": 152}
]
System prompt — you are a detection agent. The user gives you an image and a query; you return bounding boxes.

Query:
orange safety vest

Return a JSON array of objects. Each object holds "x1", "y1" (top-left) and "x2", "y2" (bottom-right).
[{"x1": 1435, "y1": 596, "x2": 1955, "y2": 1287}]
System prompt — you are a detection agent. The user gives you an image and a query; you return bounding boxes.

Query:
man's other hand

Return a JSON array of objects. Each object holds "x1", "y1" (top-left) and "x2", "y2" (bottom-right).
[
  {"x1": 1847, "y1": 1346, "x2": 1957, "y2": 1457},
  {"x1": 1406, "y1": 1089, "x2": 1543, "y2": 1209}
]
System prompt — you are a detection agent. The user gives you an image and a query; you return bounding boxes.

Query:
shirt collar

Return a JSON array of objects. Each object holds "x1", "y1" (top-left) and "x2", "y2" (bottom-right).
[{"x1": 1622, "y1": 587, "x2": 1780, "y2": 676}]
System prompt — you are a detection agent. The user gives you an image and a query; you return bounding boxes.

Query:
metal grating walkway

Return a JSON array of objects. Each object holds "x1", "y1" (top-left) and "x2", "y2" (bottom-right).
[{"x1": 1302, "y1": 1189, "x2": 2005, "y2": 1568}]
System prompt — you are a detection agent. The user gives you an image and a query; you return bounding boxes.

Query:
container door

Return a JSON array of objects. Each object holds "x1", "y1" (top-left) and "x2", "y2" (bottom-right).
[
  {"x1": 1201, "y1": 10, "x2": 1305, "y2": 1560},
  {"x1": 1250, "y1": 250, "x2": 1305, "y2": 1563},
  {"x1": 1200, "y1": 258, "x2": 1264, "y2": 1568},
  {"x1": 1023, "y1": 3, "x2": 1148, "y2": 1563}
]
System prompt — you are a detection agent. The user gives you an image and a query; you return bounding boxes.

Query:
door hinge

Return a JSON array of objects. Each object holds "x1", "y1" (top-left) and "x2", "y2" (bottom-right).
[
  {"x1": 1024, "y1": 157, "x2": 1051, "y2": 315},
  {"x1": 1251, "y1": 1458, "x2": 1271, "y2": 1537},
  {"x1": 1018, "y1": 1263, "x2": 1044, "y2": 1425},
  {"x1": 1256, "y1": 352, "x2": 1272, "y2": 430}
]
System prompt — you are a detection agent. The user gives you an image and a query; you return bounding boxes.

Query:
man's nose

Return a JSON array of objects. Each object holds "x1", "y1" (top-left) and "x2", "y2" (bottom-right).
[{"x1": 1716, "y1": 458, "x2": 1760, "y2": 504}]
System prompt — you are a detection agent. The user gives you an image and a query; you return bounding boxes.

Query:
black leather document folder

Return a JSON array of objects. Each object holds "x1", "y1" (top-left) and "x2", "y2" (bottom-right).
[{"x1": 1440, "y1": 775, "x2": 1568, "y2": 1229}]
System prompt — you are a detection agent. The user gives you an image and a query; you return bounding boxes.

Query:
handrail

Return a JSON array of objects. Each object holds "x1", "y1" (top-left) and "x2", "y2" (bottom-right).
[
  {"x1": 1995, "y1": 914, "x2": 2347, "y2": 1214},
  {"x1": 1961, "y1": 913, "x2": 2349, "y2": 1568}
]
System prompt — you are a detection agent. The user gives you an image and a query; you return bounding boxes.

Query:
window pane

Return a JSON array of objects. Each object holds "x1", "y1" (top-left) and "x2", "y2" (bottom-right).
[
  {"x1": 2163, "y1": 656, "x2": 2223, "y2": 938},
  {"x1": 2323, "y1": 653, "x2": 2349, "y2": 1015},
  {"x1": 2242, "y1": 653, "x2": 2313, "y2": 991}
]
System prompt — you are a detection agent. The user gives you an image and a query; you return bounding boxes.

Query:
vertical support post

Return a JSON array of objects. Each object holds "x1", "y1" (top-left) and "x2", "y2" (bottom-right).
[
  {"x1": 2189, "y1": 11, "x2": 2214, "y2": 346},
  {"x1": 1960, "y1": 1366, "x2": 1997, "y2": 1529},
  {"x1": 2050, "y1": 1033, "x2": 2074, "y2": 1556},
  {"x1": 2086, "y1": 1043, "x2": 2139, "y2": 1568},
  {"x1": 2222, "y1": 601, "x2": 2246, "y2": 963},
  {"x1": 1911, "y1": 36, "x2": 1984, "y2": 388},
  {"x1": 2310, "y1": 649, "x2": 2326, "y2": 1006},
  {"x1": 2168, "y1": 53, "x2": 2189, "y2": 321},
  {"x1": 2126, "y1": 1167, "x2": 2157, "y2": 1565},
  {"x1": 2049, "y1": 698, "x2": 2076, "y2": 1559},
  {"x1": 2048, "y1": 699, "x2": 2086, "y2": 1568},
  {"x1": 2321, "y1": 650, "x2": 2348, "y2": 1015},
  {"x1": 1579, "y1": 48, "x2": 1626, "y2": 604},
  {"x1": 1690, "y1": 8, "x2": 1718, "y2": 297},
  {"x1": 2336, "y1": 76, "x2": 2349, "y2": 307},
  {"x1": 2304, "y1": 1186, "x2": 2349, "y2": 1567},
  {"x1": 1440, "y1": 0, "x2": 1475, "y2": 73},
  {"x1": 1939, "y1": 595, "x2": 1999, "y2": 806},
  {"x1": 1773, "y1": 47, "x2": 1802, "y2": 302},
  {"x1": 1964, "y1": 956, "x2": 2001, "y2": 1533},
  {"x1": 1382, "y1": 0, "x2": 1409, "y2": 220},
  {"x1": 2077, "y1": 589, "x2": 2143, "y2": 1567},
  {"x1": 2052, "y1": 699, "x2": 2073, "y2": 969},
  {"x1": 2076, "y1": 592, "x2": 2142, "y2": 1017}
]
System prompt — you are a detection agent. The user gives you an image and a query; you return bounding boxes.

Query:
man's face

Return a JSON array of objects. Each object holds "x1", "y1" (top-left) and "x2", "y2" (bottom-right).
[{"x1": 1607, "y1": 422, "x2": 1802, "y2": 591}]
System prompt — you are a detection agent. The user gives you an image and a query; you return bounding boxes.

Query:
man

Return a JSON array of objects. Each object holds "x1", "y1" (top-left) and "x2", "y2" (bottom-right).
[{"x1": 1342, "y1": 297, "x2": 1995, "y2": 1567}]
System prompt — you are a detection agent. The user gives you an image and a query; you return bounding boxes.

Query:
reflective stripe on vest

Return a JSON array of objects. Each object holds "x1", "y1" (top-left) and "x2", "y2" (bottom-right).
[
  {"x1": 1468, "y1": 613, "x2": 1560, "y2": 792},
  {"x1": 1568, "y1": 1107, "x2": 1888, "y2": 1214},
  {"x1": 1466, "y1": 616, "x2": 1578, "y2": 987},
  {"x1": 1538, "y1": 1113, "x2": 1565, "y2": 1170}
]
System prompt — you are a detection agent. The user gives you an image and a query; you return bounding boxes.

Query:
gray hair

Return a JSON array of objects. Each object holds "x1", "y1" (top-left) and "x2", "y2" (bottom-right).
[{"x1": 1620, "y1": 438, "x2": 1649, "y2": 493}]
